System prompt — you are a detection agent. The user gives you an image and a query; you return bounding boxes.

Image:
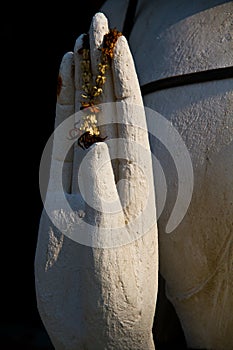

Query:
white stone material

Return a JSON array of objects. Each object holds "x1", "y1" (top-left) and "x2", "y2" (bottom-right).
[
  {"x1": 35, "y1": 12, "x2": 158, "y2": 350},
  {"x1": 101, "y1": 1, "x2": 233, "y2": 350},
  {"x1": 35, "y1": 1, "x2": 233, "y2": 349}
]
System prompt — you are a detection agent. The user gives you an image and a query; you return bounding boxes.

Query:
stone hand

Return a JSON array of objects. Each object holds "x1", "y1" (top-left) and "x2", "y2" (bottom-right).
[{"x1": 35, "y1": 13, "x2": 158, "y2": 350}]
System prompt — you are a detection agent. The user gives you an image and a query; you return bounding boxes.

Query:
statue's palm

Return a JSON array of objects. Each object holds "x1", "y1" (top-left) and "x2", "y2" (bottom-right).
[{"x1": 35, "y1": 13, "x2": 158, "y2": 350}]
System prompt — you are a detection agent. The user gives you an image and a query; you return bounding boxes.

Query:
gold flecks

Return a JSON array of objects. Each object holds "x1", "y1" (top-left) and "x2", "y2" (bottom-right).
[
  {"x1": 102, "y1": 28, "x2": 122, "y2": 59},
  {"x1": 78, "y1": 29, "x2": 122, "y2": 149}
]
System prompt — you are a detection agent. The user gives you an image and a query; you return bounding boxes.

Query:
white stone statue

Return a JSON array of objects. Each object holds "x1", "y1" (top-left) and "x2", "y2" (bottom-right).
[{"x1": 35, "y1": 1, "x2": 233, "y2": 349}]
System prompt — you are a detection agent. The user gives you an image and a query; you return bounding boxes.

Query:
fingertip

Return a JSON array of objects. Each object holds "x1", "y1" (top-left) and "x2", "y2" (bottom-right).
[
  {"x1": 81, "y1": 142, "x2": 111, "y2": 178},
  {"x1": 79, "y1": 142, "x2": 109, "y2": 163},
  {"x1": 59, "y1": 51, "x2": 74, "y2": 79},
  {"x1": 89, "y1": 141, "x2": 109, "y2": 155},
  {"x1": 57, "y1": 51, "x2": 74, "y2": 104},
  {"x1": 89, "y1": 12, "x2": 109, "y2": 75},
  {"x1": 114, "y1": 34, "x2": 128, "y2": 47},
  {"x1": 91, "y1": 12, "x2": 109, "y2": 33},
  {"x1": 112, "y1": 35, "x2": 141, "y2": 102},
  {"x1": 61, "y1": 51, "x2": 74, "y2": 61},
  {"x1": 113, "y1": 34, "x2": 132, "y2": 67},
  {"x1": 74, "y1": 34, "x2": 85, "y2": 54}
]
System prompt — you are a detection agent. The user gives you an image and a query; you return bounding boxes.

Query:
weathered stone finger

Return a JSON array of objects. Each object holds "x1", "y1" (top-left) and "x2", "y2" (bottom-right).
[
  {"x1": 72, "y1": 34, "x2": 86, "y2": 194},
  {"x1": 112, "y1": 35, "x2": 154, "y2": 220},
  {"x1": 89, "y1": 13, "x2": 119, "y2": 180},
  {"x1": 48, "y1": 51, "x2": 75, "y2": 193},
  {"x1": 78, "y1": 141, "x2": 125, "y2": 247}
]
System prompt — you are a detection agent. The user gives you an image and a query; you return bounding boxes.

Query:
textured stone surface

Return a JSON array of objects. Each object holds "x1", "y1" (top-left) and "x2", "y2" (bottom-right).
[
  {"x1": 35, "y1": 1, "x2": 233, "y2": 349},
  {"x1": 35, "y1": 12, "x2": 158, "y2": 350},
  {"x1": 101, "y1": 1, "x2": 233, "y2": 349}
]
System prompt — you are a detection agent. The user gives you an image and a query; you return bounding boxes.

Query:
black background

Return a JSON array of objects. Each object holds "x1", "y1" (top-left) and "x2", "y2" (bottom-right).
[{"x1": 1, "y1": 1, "x2": 105, "y2": 348}]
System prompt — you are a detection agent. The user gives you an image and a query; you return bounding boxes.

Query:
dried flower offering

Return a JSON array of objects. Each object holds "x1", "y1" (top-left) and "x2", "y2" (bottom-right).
[{"x1": 77, "y1": 28, "x2": 122, "y2": 149}]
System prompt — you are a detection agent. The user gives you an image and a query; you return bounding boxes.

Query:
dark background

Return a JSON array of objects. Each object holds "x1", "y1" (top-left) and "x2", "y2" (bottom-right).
[{"x1": 1, "y1": 1, "x2": 105, "y2": 349}]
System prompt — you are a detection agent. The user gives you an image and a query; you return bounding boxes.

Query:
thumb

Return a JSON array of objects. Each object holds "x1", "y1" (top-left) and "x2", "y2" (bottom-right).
[{"x1": 78, "y1": 142, "x2": 125, "y2": 247}]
